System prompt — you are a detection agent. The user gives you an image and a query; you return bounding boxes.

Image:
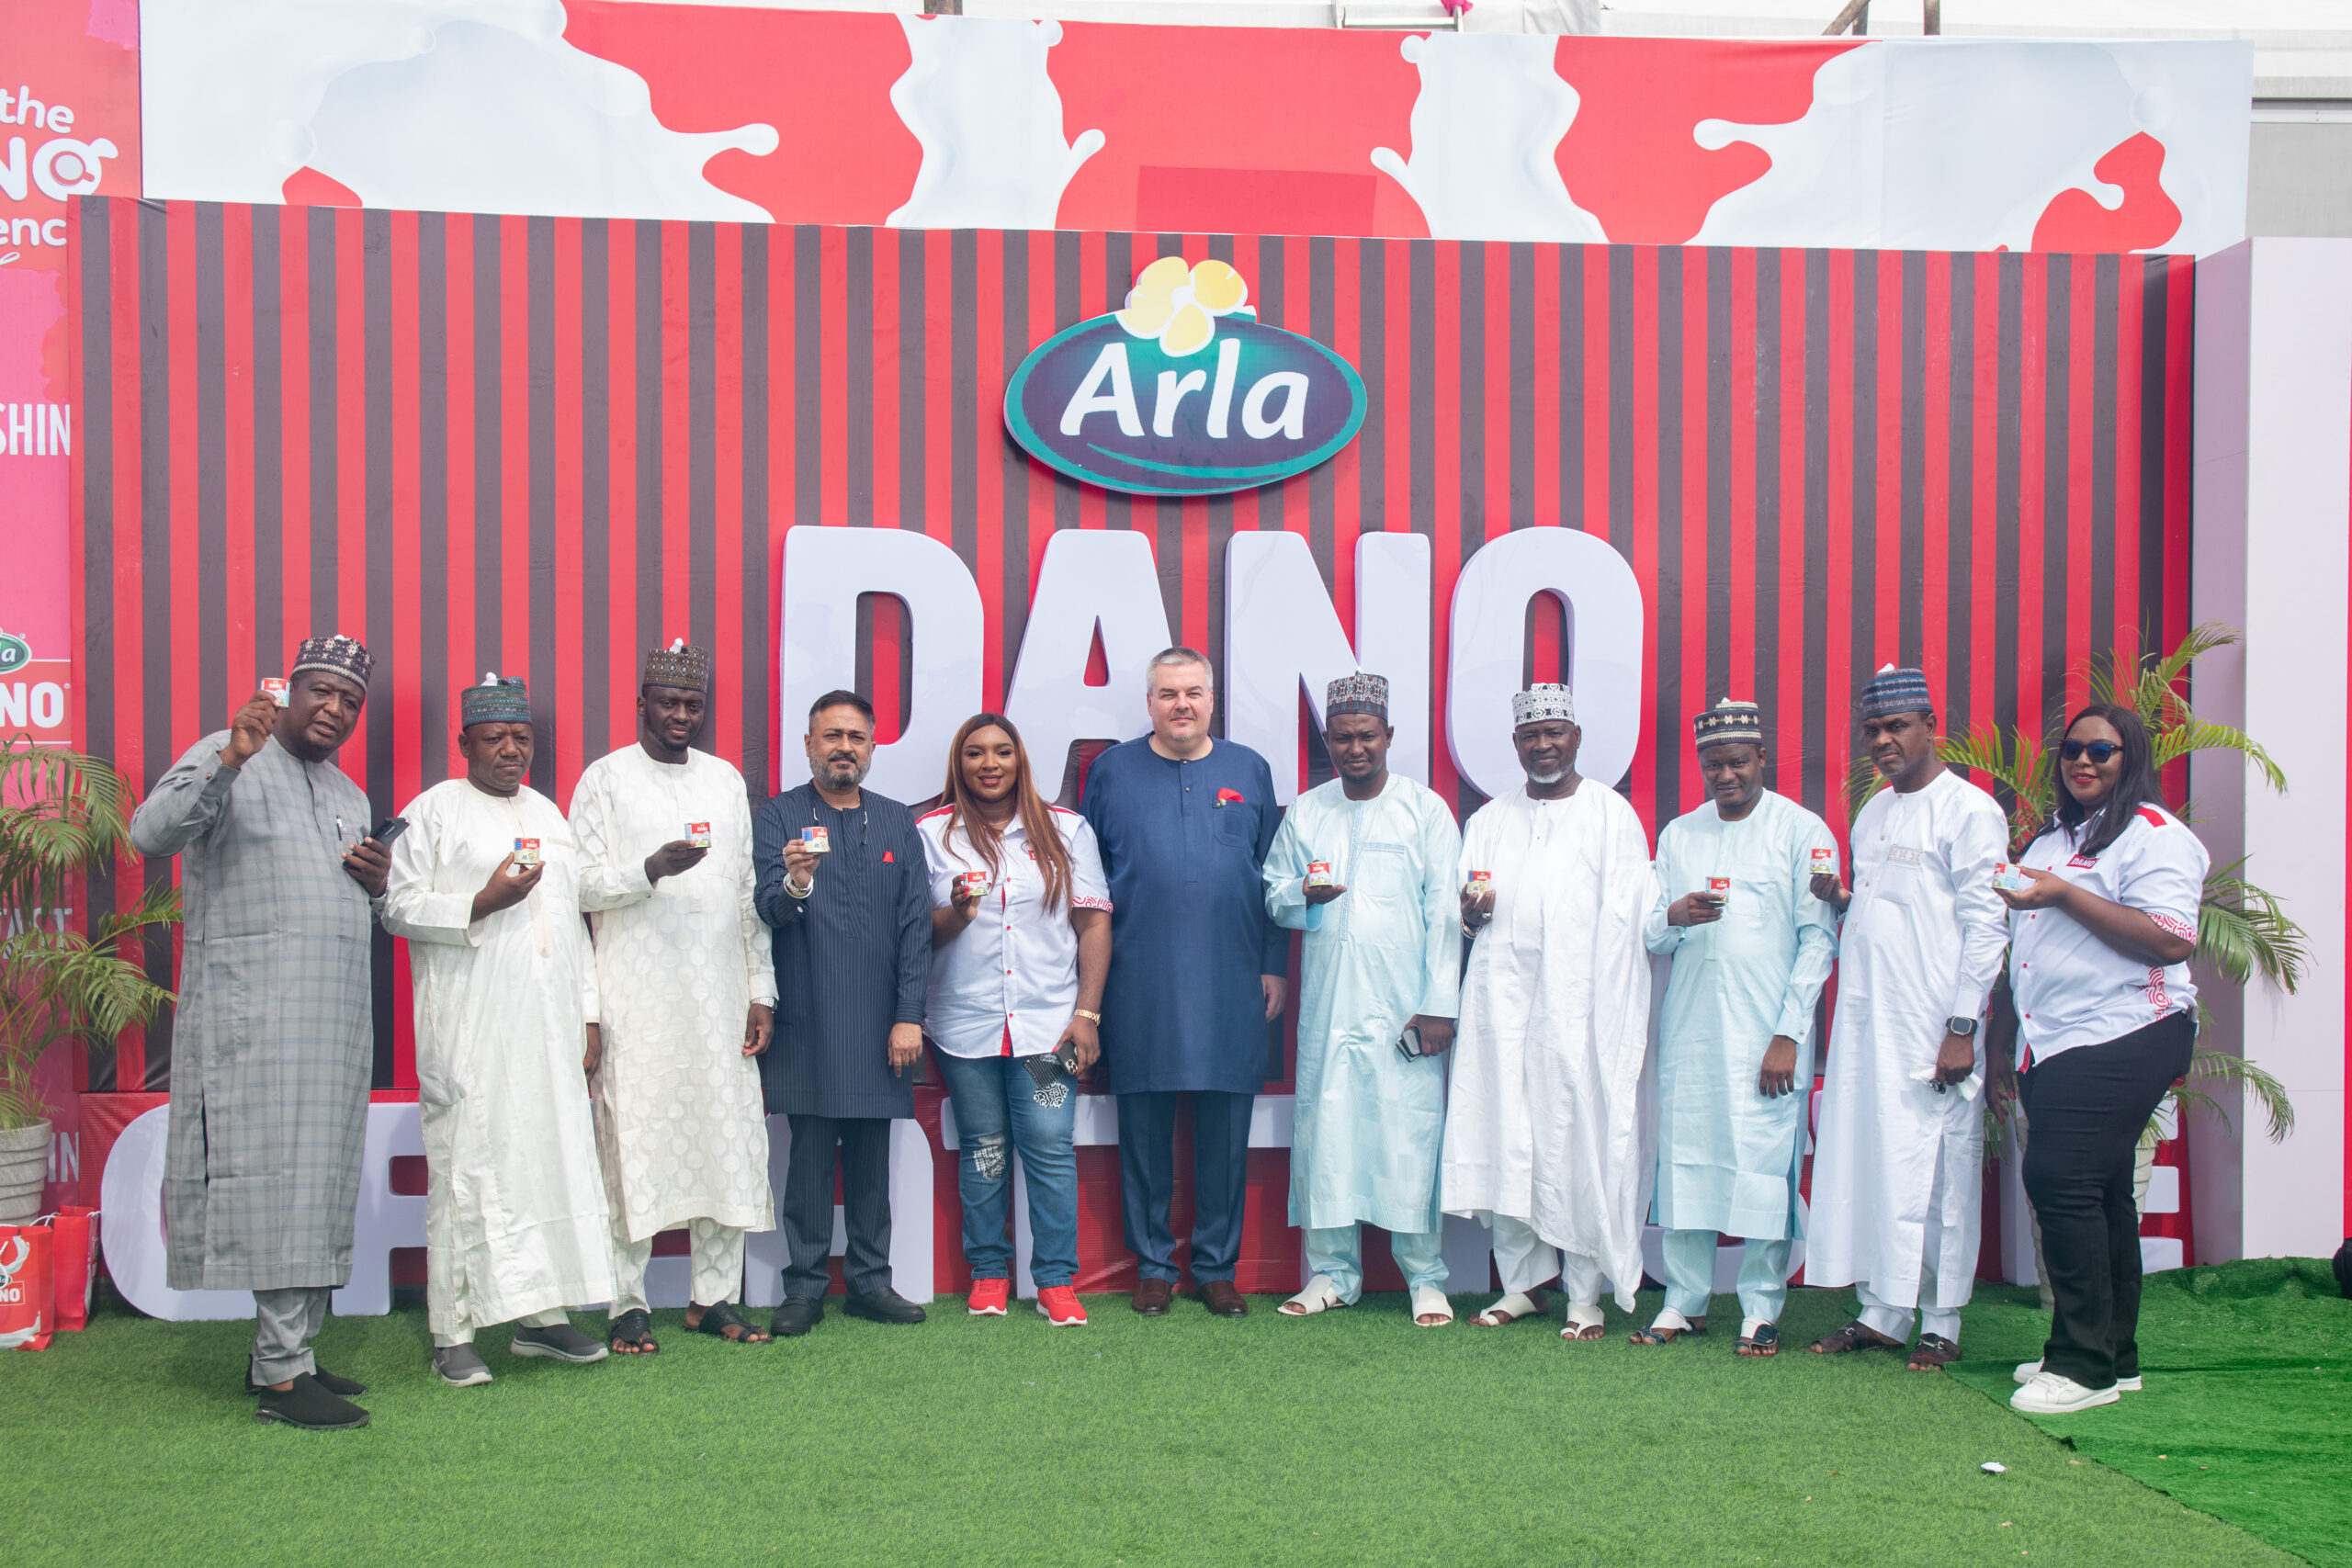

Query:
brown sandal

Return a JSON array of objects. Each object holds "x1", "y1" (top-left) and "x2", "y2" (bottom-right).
[
  {"x1": 1905, "y1": 1333, "x2": 1962, "y2": 1371},
  {"x1": 1807, "y1": 1318, "x2": 1904, "y2": 1355}
]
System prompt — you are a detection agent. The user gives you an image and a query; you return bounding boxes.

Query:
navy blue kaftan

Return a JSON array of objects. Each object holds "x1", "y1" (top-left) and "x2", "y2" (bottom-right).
[{"x1": 1080, "y1": 738, "x2": 1288, "y2": 1096}]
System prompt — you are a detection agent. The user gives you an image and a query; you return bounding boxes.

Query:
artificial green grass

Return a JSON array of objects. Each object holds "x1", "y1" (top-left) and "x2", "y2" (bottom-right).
[
  {"x1": 3, "y1": 1282, "x2": 2305, "y2": 1567},
  {"x1": 1946, "y1": 1258, "x2": 2352, "y2": 1568}
]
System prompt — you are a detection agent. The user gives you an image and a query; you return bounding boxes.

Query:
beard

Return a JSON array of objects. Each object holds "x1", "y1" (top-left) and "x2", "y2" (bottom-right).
[
  {"x1": 1525, "y1": 766, "x2": 1567, "y2": 785},
  {"x1": 819, "y1": 754, "x2": 870, "y2": 789}
]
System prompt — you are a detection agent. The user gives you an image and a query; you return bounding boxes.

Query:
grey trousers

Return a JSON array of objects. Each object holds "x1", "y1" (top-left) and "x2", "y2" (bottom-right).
[{"x1": 252, "y1": 1285, "x2": 333, "y2": 1384}]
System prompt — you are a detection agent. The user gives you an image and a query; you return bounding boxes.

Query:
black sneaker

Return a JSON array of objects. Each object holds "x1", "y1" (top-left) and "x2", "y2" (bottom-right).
[
  {"x1": 769, "y1": 1295, "x2": 824, "y2": 1337},
  {"x1": 845, "y1": 1287, "x2": 928, "y2": 1325},
  {"x1": 254, "y1": 1372, "x2": 370, "y2": 1430},
  {"x1": 246, "y1": 1366, "x2": 368, "y2": 1398},
  {"x1": 509, "y1": 1322, "x2": 610, "y2": 1363}
]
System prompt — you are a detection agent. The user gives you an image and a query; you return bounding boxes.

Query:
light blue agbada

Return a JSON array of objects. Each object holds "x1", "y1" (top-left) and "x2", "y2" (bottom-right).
[
  {"x1": 1265, "y1": 774, "x2": 1463, "y2": 1235},
  {"x1": 1644, "y1": 790, "x2": 1838, "y2": 1241}
]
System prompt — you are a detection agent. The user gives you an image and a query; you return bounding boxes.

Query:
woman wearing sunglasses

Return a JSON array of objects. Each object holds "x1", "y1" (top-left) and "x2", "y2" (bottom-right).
[
  {"x1": 1995, "y1": 705, "x2": 2206, "y2": 1415},
  {"x1": 918, "y1": 713, "x2": 1112, "y2": 1326}
]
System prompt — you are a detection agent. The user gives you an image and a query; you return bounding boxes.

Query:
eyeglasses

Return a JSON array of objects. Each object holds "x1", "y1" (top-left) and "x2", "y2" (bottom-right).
[{"x1": 2060, "y1": 740, "x2": 2120, "y2": 763}]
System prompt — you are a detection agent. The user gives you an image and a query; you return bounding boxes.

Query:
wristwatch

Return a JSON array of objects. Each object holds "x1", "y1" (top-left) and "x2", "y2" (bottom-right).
[{"x1": 1945, "y1": 1015, "x2": 1978, "y2": 1038}]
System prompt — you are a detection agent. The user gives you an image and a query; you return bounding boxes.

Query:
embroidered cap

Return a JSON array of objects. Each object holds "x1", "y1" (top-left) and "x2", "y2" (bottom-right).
[
  {"x1": 289, "y1": 634, "x2": 373, "y2": 690},
  {"x1": 642, "y1": 637, "x2": 712, "y2": 693},
  {"x1": 1511, "y1": 683, "x2": 1576, "y2": 727},
  {"x1": 1692, "y1": 698, "x2": 1764, "y2": 750},
  {"x1": 460, "y1": 671, "x2": 531, "y2": 727},
  {"x1": 1325, "y1": 671, "x2": 1389, "y2": 721},
  {"x1": 1859, "y1": 663, "x2": 1934, "y2": 720}
]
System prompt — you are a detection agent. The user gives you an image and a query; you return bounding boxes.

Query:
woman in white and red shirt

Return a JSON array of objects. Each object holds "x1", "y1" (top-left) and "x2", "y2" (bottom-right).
[
  {"x1": 921, "y1": 713, "x2": 1112, "y2": 1327},
  {"x1": 1996, "y1": 704, "x2": 2204, "y2": 1416}
]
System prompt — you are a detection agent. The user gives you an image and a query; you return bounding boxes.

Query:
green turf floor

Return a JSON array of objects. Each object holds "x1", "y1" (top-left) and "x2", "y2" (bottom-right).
[
  {"x1": 1945, "y1": 1258, "x2": 2352, "y2": 1568},
  {"x1": 4, "y1": 1277, "x2": 2322, "y2": 1568}
]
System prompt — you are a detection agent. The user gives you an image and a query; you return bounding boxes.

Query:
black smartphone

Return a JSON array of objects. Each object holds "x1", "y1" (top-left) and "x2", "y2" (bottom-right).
[
  {"x1": 1051, "y1": 1038, "x2": 1080, "y2": 1077},
  {"x1": 1396, "y1": 1023, "x2": 1424, "y2": 1062},
  {"x1": 369, "y1": 816, "x2": 410, "y2": 846}
]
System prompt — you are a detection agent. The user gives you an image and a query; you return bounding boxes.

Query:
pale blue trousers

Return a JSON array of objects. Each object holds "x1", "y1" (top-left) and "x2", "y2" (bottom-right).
[
  {"x1": 1306, "y1": 1224, "x2": 1446, "y2": 1304},
  {"x1": 1660, "y1": 1227, "x2": 1795, "y2": 1327}
]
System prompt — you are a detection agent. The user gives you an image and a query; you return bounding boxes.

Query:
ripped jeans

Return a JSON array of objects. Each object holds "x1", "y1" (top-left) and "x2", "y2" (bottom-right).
[{"x1": 935, "y1": 1050, "x2": 1081, "y2": 1288}]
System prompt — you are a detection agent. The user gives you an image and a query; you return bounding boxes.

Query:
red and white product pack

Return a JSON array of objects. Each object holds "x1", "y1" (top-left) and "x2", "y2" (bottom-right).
[
  {"x1": 1707, "y1": 876, "x2": 1733, "y2": 905},
  {"x1": 1811, "y1": 847, "x2": 1836, "y2": 873},
  {"x1": 261, "y1": 676, "x2": 289, "y2": 706},
  {"x1": 1306, "y1": 861, "x2": 1335, "y2": 888},
  {"x1": 956, "y1": 870, "x2": 991, "y2": 900},
  {"x1": 0, "y1": 1224, "x2": 54, "y2": 1351},
  {"x1": 48, "y1": 1206, "x2": 96, "y2": 1334},
  {"x1": 511, "y1": 837, "x2": 542, "y2": 868},
  {"x1": 686, "y1": 821, "x2": 713, "y2": 849}
]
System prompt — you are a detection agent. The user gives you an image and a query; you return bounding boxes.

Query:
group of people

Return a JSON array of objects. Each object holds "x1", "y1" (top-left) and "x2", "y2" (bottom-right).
[{"x1": 134, "y1": 636, "x2": 2202, "y2": 1431}]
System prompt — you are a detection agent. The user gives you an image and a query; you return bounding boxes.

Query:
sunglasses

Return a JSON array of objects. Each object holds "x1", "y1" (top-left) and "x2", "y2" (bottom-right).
[{"x1": 2060, "y1": 739, "x2": 2120, "y2": 763}]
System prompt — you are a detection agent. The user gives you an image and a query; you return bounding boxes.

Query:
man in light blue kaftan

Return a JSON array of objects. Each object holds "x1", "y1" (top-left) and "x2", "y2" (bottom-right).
[
  {"x1": 1263, "y1": 675, "x2": 1464, "y2": 1325},
  {"x1": 1637, "y1": 701, "x2": 1838, "y2": 1356}
]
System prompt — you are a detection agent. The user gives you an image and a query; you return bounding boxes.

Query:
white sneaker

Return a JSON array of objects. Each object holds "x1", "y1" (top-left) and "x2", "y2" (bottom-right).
[
  {"x1": 2010, "y1": 1371, "x2": 2120, "y2": 1415},
  {"x1": 2015, "y1": 1358, "x2": 2141, "y2": 1392}
]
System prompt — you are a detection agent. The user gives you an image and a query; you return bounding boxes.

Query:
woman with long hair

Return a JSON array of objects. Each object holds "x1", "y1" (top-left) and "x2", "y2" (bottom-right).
[
  {"x1": 917, "y1": 713, "x2": 1112, "y2": 1325},
  {"x1": 1996, "y1": 703, "x2": 2205, "y2": 1414}
]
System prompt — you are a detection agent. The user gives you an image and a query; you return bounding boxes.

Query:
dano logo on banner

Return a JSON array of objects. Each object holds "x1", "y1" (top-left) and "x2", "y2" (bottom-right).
[
  {"x1": 0, "y1": 629, "x2": 69, "y2": 747},
  {"x1": 1004, "y1": 258, "x2": 1365, "y2": 496}
]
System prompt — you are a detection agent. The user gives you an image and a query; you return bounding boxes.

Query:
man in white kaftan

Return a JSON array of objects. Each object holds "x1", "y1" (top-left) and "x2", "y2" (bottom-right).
[
  {"x1": 1444, "y1": 684, "x2": 1657, "y2": 1339},
  {"x1": 381, "y1": 676, "x2": 615, "y2": 1385},
  {"x1": 1806, "y1": 667, "x2": 2007, "y2": 1369},
  {"x1": 1263, "y1": 675, "x2": 1463, "y2": 1325},
  {"x1": 571, "y1": 643, "x2": 778, "y2": 1350},
  {"x1": 1638, "y1": 700, "x2": 1838, "y2": 1354}
]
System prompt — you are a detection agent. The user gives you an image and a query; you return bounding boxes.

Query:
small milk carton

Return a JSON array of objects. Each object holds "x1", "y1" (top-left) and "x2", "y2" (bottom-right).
[
  {"x1": 1466, "y1": 870, "x2": 1493, "y2": 895},
  {"x1": 1811, "y1": 846, "x2": 1835, "y2": 874},
  {"x1": 511, "y1": 837, "x2": 542, "y2": 869},
  {"x1": 685, "y1": 821, "x2": 713, "y2": 850},
  {"x1": 956, "y1": 870, "x2": 991, "y2": 901},
  {"x1": 1306, "y1": 861, "x2": 1336, "y2": 889},
  {"x1": 1707, "y1": 875, "x2": 1733, "y2": 907},
  {"x1": 800, "y1": 826, "x2": 831, "y2": 855},
  {"x1": 1993, "y1": 863, "x2": 2034, "y2": 893},
  {"x1": 261, "y1": 677, "x2": 290, "y2": 706}
]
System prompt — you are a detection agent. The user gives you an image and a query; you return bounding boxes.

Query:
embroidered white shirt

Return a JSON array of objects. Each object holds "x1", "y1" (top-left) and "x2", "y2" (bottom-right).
[
  {"x1": 2008, "y1": 805, "x2": 2206, "y2": 1064},
  {"x1": 919, "y1": 806, "x2": 1112, "y2": 1059}
]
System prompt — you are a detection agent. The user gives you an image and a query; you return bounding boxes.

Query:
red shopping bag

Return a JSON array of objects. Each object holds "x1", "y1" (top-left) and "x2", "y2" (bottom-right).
[
  {"x1": 50, "y1": 1207, "x2": 96, "y2": 1332},
  {"x1": 0, "y1": 1224, "x2": 53, "y2": 1351}
]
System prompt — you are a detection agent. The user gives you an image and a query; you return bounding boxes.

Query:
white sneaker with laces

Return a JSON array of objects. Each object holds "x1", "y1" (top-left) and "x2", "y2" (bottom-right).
[
  {"x1": 2015, "y1": 1358, "x2": 2141, "y2": 1392},
  {"x1": 2010, "y1": 1370, "x2": 2120, "y2": 1415}
]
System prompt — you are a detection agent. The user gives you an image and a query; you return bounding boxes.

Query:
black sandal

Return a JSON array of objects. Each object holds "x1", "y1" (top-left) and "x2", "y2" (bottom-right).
[
  {"x1": 691, "y1": 1302, "x2": 770, "y2": 1344},
  {"x1": 1736, "y1": 1323, "x2": 1781, "y2": 1358},
  {"x1": 609, "y1": 1308, "x2": 659, "y2": 1355},
  {"x1": 1629, "y1": 1318, "x2": 1706, "y2": 1345}
]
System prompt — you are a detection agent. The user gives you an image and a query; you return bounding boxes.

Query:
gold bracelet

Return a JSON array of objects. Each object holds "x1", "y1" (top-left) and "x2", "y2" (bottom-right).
[{"x1": 1073, "y1": 1009, "x2": 1102, "y2": 1023}]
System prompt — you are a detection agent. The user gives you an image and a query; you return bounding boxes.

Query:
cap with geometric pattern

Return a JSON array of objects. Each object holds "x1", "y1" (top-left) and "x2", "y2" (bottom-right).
[
  {"x1": 1325, "y1": 671, "x2": 1389, "y2": 720},
  {"x1": 1692, "y1": 697, "x2": 1764, "y2": 750},
  {"x1": 641, "y1": 638, "x2": 711, "y2": 693},
  {"x1": 289, "y1": 633, "x2": 373, "y2": 690},
  {"x1": 1511, "y1": 682, "x2": 1576, "y2": 727},
  {"x1": 460, "y1": 671, "x2": 530, "y2": 727},
  {"x1": 1858, "y1": 663, "x2": 1934, "y2": 720}
]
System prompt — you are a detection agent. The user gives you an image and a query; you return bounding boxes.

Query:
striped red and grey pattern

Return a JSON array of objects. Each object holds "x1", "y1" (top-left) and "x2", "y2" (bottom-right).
[{"x1": 71, "y1": 197, "x2": 2191, "y2": 1092}]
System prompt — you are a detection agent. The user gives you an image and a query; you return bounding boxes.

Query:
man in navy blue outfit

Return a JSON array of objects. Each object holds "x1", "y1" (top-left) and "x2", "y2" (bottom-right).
[{"x1": 1080, "y1": 648, "x2": 1288, "y2": 1318}]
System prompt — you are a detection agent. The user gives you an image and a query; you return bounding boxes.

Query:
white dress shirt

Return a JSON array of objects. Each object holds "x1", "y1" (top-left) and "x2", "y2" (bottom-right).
[
  {"x1": 919, "y1": 806, "x2": 1112, "y2": 1059},
  {"x1": 2008, "y1": 804, "x2": 2205, "y2": 1065}
]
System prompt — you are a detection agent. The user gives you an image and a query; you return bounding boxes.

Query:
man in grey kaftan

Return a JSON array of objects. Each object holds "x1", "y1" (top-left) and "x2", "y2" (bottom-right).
[{"x1": 129, "y1": 635, "x2": 389, "y2": 1431}]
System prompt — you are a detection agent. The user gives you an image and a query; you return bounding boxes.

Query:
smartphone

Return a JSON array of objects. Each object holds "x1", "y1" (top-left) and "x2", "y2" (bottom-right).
[
  {"x1": 1396, "y1": 1023, "x2": 1424, "y2": 1062},
  {"x1": 369, "y1": 816, "x2": 409, "y2": 846},
  {"x1": 1051, "y1": 1037, "x2": 1080, "y2": 1077}
]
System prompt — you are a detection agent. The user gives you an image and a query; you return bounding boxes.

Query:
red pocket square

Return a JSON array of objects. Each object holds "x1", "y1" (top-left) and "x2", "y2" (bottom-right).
[{"x1": 1216, "y1": 787, "x2": 1245, "y2": 806}]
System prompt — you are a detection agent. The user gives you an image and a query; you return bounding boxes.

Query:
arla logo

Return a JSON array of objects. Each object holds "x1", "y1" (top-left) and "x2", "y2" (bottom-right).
[
  {"x1": 1004, "y1": 258, "x2": 1365, "y2": 497},
  {"x1": 0, "y1": 630, "x2": 28, "y2": 675}
]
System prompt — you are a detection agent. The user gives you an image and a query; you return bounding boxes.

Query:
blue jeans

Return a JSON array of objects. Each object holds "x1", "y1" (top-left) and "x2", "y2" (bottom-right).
[{"x1": 935, "y1": 1052, "x2": 1081, "y2": 1288}]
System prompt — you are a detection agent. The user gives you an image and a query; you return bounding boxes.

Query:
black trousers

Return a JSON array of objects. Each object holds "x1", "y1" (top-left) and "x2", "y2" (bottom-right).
[
  {"x1": 1118, "y1": 1090, "x2": 1254, "y2": 1284},
  {"x1": 780, "y1": 1113, "x2": 894, "y2": 1299},
  {"x1": 2018, "y1": 1011, "x2": 2194, "y2": 1388}
]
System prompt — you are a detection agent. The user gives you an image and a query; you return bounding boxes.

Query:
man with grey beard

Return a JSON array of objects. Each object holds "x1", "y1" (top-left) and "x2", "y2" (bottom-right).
[{"x1": 754, "y1": 690, "x2": 933, "y2": 1337}]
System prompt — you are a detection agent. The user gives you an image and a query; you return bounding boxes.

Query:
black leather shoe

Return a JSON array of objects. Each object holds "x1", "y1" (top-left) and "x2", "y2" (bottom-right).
[
  {"x1": 254, "y1": 1373, "x2": 370, "y2": 1430},
  {"x1": 770, "y1": 1296, "x2": 824, "y2": 1337},
  {"x1": 845, "y1": 1287, "x2": 928, "y2": 1325},
  {"x1": 246, "y1": 1366, "x2": 368, "y2": 1398}
]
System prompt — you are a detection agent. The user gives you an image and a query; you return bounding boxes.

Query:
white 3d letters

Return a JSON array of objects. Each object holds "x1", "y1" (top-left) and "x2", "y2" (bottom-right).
[
  {"x1": 780, "y1": 525, "x2": 984, "y2": 804},
  {"x1": 1447, "y1": 526, "x2": 1644, "y2": 796},
  {"x1": 1225, "y1": 531, "x2": 1432, "y2": 804},
  {"x1": 1002, "y1": 530, "x2": 1173, "y2": 794}
]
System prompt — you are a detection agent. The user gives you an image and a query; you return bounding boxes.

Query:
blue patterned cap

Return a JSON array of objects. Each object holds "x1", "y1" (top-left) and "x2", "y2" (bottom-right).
[
  {"x1": 1859, "y1": 663, "x2": 1934, "y2": 720},
  {"x1": 461, "y1": 672, "x2": 530, "y2": 727},
  {"x1": 1693, "y1": 698, "x2": 1763, "y2": 750}
]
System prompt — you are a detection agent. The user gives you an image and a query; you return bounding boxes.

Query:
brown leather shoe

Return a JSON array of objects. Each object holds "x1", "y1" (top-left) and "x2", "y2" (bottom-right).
[
  {"x1": 1200, "y1": 1280, "x2": 1249, "y2": 1317},
  {"x1": 1131, "y1": 1278, "x2": 1174, "y2": 1315}
]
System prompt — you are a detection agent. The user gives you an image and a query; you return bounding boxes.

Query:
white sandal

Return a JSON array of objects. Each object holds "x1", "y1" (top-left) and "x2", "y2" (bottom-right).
[
  {"x1": 1471, "y1": 1290, "x2": 1547, "y2": 1326},
  {"x1": 1561, "y1": 1303, "x2": 1607, "y2": 1340},
  {"x1": 1279, "y1": 1273, "x2": 1349, "y2": 1316},
  {"x1": 1411, "y1": 1284, "x2": 1454, "y2": 1326}
]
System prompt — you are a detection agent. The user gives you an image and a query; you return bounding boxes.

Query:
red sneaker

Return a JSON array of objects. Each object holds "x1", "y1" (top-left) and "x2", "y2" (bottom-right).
[
  {"x1": 1036, "y1": 1284, "x2": 1088, "y2": 1326},
  {"x1": 967, "y1": 1278, "x2": 1011, "y2": 1316}
]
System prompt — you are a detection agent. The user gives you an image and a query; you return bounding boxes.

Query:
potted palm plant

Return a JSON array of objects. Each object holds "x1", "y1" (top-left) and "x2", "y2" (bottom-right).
[
  {"x1": 0, "y1": 739, "x2": 180, "y2": 1224},
  {"x1": 1846, "y1": 623, "x2": 2301, "y2": 1172}
]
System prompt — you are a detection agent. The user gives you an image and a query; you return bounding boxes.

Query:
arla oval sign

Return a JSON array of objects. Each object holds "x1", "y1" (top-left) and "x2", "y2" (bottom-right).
[{"x1": 1004, "y1": 258, "x2": 1366, "y2": 497}]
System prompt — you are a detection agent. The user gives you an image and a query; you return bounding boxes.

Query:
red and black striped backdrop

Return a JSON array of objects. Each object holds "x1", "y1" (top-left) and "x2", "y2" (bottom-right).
[{"x1": 71, "y1": 196, "x2": 2191, "y2": 1094}]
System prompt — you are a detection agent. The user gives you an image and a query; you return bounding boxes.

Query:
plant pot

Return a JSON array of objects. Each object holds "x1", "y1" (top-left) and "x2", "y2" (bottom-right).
[{"x1": 0, "y1": 1120, "x2": 51, "y2": 1226}]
